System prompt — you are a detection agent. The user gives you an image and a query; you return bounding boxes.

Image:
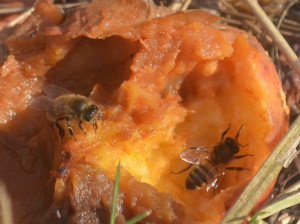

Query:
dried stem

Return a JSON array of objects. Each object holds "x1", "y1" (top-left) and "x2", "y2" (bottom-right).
[
  {"x1": 272, "y1": 0, "x2": 299, "y2": 63},
  {"x1": 275, "y1": 0, "x2": 298, "y2": 30},
  {"x1": 169, "y1": 0, "x2": 192, "y2": 11},
  {"x1": 219, "y1": 0, "x2": 273, "y2": 43},
  {"x1": 219, "y1": 6, "x2": 300, "y2": 34},
  {"x1": 0, "y1": 6, "x2": 30, "y2": 15},
  {"x1": 244, "y1": 0, "x2": 300, "y2": 76},
  {"x1": 6, "y1": 7, "x2": 33, "y2": 28}
]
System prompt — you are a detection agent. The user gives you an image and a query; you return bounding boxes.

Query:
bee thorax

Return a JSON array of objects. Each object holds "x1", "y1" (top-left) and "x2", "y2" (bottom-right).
[{"x1": 212, "y1": 145, "x2": 234, "y2": 164}]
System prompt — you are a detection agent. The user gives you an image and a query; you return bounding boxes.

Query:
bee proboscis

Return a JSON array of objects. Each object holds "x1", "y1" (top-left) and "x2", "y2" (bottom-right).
[
  {"x1": 174, "y1": 124, "x2": 252, "y2": 192},
  {"x1": 29, "y1": 84, "x2": 104, "y2": 143}
]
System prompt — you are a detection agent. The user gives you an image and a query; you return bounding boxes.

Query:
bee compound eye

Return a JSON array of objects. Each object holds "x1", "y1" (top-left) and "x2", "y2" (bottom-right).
[{"x1": 91, "y1": 104, "x2": 98, "y2": 110}]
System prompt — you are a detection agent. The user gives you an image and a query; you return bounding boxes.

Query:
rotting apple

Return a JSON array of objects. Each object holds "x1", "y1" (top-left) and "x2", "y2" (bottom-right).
[{"x1": 0, "y1": 0, "x2": 289, "y2": 223}]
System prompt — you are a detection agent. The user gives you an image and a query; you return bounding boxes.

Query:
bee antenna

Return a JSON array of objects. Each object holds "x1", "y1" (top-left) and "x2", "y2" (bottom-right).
[
  {"x1": 235, "y1": 124, "x2": 244, "y2": 140},
  {"x1": 221, "y1": 123, "x2": 231, "y2": 141}
]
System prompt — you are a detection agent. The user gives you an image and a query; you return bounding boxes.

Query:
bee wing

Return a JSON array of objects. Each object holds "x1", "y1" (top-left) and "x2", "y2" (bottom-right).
[
  {"x1": 42, "y1": 84, "x2": 72, "y2": 98},
  {"x1": 53, "y1": 99, "x2": 74, "y2": 115},
  {"x1": 180, "y1": 147, "x2": 209, "y2": 165},
  {"x1": 28, "y1": 95, "x2": 50, "y2": 111}
]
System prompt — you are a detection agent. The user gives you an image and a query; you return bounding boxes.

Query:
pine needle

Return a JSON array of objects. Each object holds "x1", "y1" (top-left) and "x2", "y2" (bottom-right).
[
  {"x1": 125, "y1": 210, "x2": 152, "y2": 224},
  {"x1": 110, "y1": 161, "x2": 121, "y2": 224},
  {"x1": 249, "y1": 189, "x2": 300, "y2": 222}
]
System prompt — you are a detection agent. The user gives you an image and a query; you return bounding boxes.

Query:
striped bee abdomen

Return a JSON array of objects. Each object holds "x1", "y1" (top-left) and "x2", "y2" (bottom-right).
[{"x1": 186, "y1": 163, "x2": 216, "y2": 190}]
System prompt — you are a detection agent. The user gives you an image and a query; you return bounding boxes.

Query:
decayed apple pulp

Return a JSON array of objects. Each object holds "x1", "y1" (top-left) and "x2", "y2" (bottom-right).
[{"x1": 0, "y1": 0, "x2": 289, "y2": 223}]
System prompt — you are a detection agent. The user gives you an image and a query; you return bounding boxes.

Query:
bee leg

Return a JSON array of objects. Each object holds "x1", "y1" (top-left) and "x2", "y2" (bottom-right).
[
  {"x1": 99, "y1": 114, "x2": 104, "y2": 125},
  {"x1": 62, "y1": 152, "x2": 71, "y2": 160},
  {"x1": 93, "y1": 120, "x2": 98, "y2": 133},
  {"x1": 171, "y1": 164, "x2": 193, "y2": 174},
  {"x1": 210, "y1": 177, "x2": 222, "y2": 195},
  {"x1": 226, "y1": 167, "x2": 250, "y2": 171},
  {"x1": 55, "y1": 118, "x2": 65, "y2": 144},
  {"x1": 238, "y1": 143, "x2": 248, "y2": 147},
  {"x1": 55, "y1": 207, "x2": 63, "y2": 223},
  {"x1": 221, "y1": 123, "x2": 231, "y2": 141},
  {"x1": 234, "y1": 154, "x2": 253, "y2": 159},
  {"x1": 65, "y1": 117, "x2": 76, "y2": 140},
  {"x1": 78, "y1": 120, "x2": 86, "y2": 135}
]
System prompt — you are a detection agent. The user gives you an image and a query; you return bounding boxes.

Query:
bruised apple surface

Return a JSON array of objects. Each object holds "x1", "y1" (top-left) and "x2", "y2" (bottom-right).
[{"x1": 0, "y1": 0, "x2": 289, "y2": 223}]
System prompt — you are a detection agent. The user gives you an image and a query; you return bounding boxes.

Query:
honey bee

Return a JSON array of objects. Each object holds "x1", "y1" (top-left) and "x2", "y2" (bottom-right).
[
  {"x1": 174, "y1": 124, "x2": 252, "y2": 192},
  {"x1": 29, "y1": 84, "x2": 104, "y2": 143}
]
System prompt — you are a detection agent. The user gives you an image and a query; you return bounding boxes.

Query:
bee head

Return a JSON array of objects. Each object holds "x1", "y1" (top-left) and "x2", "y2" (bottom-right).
[
  {"x1": 225, "y1": 137, "x2": 239, "y2": 154},
  {"x1": 83, "y1": 104, "x2": 99, "y2": 122}
]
